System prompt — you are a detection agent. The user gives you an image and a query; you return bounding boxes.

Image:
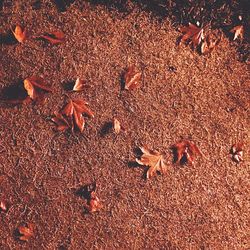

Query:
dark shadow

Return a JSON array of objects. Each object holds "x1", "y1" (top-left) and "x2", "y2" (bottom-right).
[
  {"x1": 0, "y1": 81, "x2": 28, "y2": 105},
  {"x1": 75, "y1": 182, "x2": 96, "y2": 200},
  {"x1": 120, "y1": 71, "x2": 125, "y2": 91},
  {"x1": 170, "y1": 146, "x2": 187, "y2": 166},
  {"x1": 0, "y1": 33, "x2": 17, "y2": 45},
  {"x1": 54, "y1": 0, "x2": 75, "y2": 12},
  {"x1": 167, "y1": 65, "x2": 177, "y2": 73},
  {"x1": 32, "y1": 0, "x2": 41, "y2": 10},
  {"x1": 99, "y1": 121, "x2": 113, "y2": 137},
  {"x1": 61, "y1": 80, "x2": 75, "y2": 91}
]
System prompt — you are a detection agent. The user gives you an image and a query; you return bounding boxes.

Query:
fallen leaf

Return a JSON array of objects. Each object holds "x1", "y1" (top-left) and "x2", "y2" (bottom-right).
[
  {"x1": 37, "y1": 31, "x2": 65, "y2": 44},
  {"x1": 136, "y1": 146, "x2": 168, "y2": 179},
  {"x1": 113, "y1": 118, "x2": 121, "y2": 134},
  {"x1": 17, "y1": 223, "x2": 34, "y2": 242},
  {"x1": 230, "y1": 25, "x2": 244, "y2": 40},
  {"x1": 0, "y1": 200, "x2": 7, "y2": 212},
  {"x1": 12, "y1": 25, "x2": 27, "y2": 43},
  {"x1": 124, "y1": 66, "x2": 142, "y2": 90},
  {"x1": 84, "y1": 182, "x2": 103, "y2": 213},
  {"x1": 51, "y1": 111, "x2": 71, "y2": 132},
  {"x1": 201, "y1": 31, "x2": 221, "y2": 54},
  {"x1": 53, "y1": 98, "x2": 94, "y2": 133},
  {"x1": 172, "y1": 140, "x2": 202, "y2": 165},
  {"x1": 72, "y1": 78, "x2": 84, "y2": 91},
  {"x1": 179, "y1": 23, "x2": 204, "y2": 48},
  {"x1": 24, "y1": 76, "x2": 52, "y2": 101},
  {"x1": 230, "y1": 143, "x2": 243, "y2": 163}
]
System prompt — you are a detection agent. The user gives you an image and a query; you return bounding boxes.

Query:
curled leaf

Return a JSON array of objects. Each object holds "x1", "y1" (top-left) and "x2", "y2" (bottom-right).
[
  {"x1": 179, "y1": 23, "x2": 204, "y2": 48},
  {"x1": 17, "y1": 223, "x2": 34, "y2": 242},
  {"x1": 201, "y1": 31, "x2": 221, "y2": 54},
  {"x1": 0, "y1": 200, "x2": 7, "y2": 212},
  {"x1": 113, "y1": 118, "x2": 121, "y2": 134},
  {"x1": 12, "y1": 25, "x2": 27, "y2": 43},
  {"x1": 230, "y1": 25, "x2": 244, "y2": 40},
  {"x1": 37, "y1": 31, "x2": 65, "y2": 44},
  {"x1": 230, "y1": 143, "x2": 243, "y2": 163},
  {"x1": 136, "y1": 146, "x2": 168, "y2": 179},
  {"x1": 172, "y1": 140, "x2": 201, "y2": 165},
  {"x1": 124, "y1": 66, "x2": 142, "y2": 90},
  {"x1": 72, "y1": 78, "x2": 84, "y2": 91}
]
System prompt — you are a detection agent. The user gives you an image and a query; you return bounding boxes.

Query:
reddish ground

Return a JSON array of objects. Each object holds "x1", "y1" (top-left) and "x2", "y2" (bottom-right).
[{"x1": 0, "y1": 1, "x2": 249, "y2": 249}]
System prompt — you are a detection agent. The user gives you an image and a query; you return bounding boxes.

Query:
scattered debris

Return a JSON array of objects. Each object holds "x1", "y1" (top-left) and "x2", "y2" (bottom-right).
[
  {"x1": 230, "y1": 143, "x2": 243, "y2": 163},
  {"x1": 17, "y1": 223, "x2": 34, "y2": 242},
  {"x1": 124, "y1": 66, "x2": 142, "y2": 90},
  {"x1": 113, "y1": 118, "x2": 121, "y2": 134},
  {"x1": 35, "y1": 31, "x2": 65, "y2": 44},
  {"x1": 12, "y1": 25, "x2": 27, "y2": 43},
  {"x1": 230, "y1": 25, "x2": 244, "y2": 40}
]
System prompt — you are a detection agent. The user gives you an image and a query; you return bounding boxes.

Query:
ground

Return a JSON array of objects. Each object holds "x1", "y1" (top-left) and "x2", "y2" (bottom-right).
[{"x1": 0, "y1": 1, "x2": 249, "y2": 250}]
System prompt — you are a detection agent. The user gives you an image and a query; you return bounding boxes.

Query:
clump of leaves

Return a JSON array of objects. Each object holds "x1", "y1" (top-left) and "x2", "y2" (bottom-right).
[
  {"x1": 52, "y1": 98, "x2": 94, "y2": 133},
  {"x1": 230, "y1": 143, "x2": 243, "y2": 163},
  {"x1": 12, "y1": 25, "x2": 27, "y2": 43},
  {"x1": 124, "y1": 66, "x2": 142, "y2": 90},
  {"x1": 136, "y1": 146, "x2": 168, "y2": 179},
  {"x1": 36, "y1": 31, "x2": 65, "y2": 44},
  {"x1": 230, "y1": 25, "x2": 244, "y2": 40},
  {"x1": 24, "y1": 76, "x2": 52, "y2": 102},
  {"x1": 0, "y1": 200, "x2": 7, "y2": 212},
  {"x1": 172, "y1": 140, "x2": 202, "y2": 165},
  {"x1": 201, "y1": 30, "x2": 221, "y2": 55},
  {"x1": 17, "y1": 223, "x2": 34, "y2": 242},
  {"x1": 83, "y1": 182, "x2": 103, "y2": 213},
  {"x1": 179, "y1": 23, "x2": 204, "y2": 49}
]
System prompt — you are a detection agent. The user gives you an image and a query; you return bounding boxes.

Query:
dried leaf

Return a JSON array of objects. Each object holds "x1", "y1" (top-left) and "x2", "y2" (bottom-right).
[
  {"x1": 38, "y1": 31, "x2": 65, "y2": 44},
  {"x1": 172, "y1": 140, "x2": 202, "y2": 165},
  {"x1": 17, "y1": 223, "x2": 34, "y2": 242},
  {"x1": 179, "y1": 23, "x2": 204, "y2": 48},
  {"x1": 0, "y1": 200, "x2": 7, "y2": 212},
  {"x1": 136, "y1": 146, "x2": 168, "y2": 179},
  {"x1": 12, "y1": 25, "x2": 27, "y2": 43},
  {"x1": 24, "y1": 76, "x2": 52, "y2": 101},
  {"x1": 230, "y1": 143, "x2": 243, "y2": 163},
  {"x1": 72, "y1": 78, "x2": 84, "y2": 91},
  {"x1": 230, "y1": 25, "x2": 244, "y2": 40},
  {"x1": 113, "y1": 118, "x2": 121, "y2": 134},
  {"x1": 51, "y1": 112, "x2": 71, "y2": 132},
  {"x1": 124, "y1": 66, "x2": 142, "y2": 90},
  {"x1": 53, "y1": 98, "x2": 94, "y2": 133},
  {"x1": 84, "y1": 183, "x2": 102, "y2": 213},
  {"x1": 201, "y1": 31, "x2": 221, "y2": 54}
]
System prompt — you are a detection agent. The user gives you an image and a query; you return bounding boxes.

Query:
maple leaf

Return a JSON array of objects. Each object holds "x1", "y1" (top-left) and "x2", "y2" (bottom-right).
[
  {"x1": 53, "y1": 99, "x2": 94, "y2": 133},
  {"x1": 179, "y1": 23, "x2": 204, "y2": 48},
  {"x1": 12, "y1": 25, "x2": 27, "y2": 43},
  {"x1": 201, "y1": 32, "x2": 221, "y2": 54},
  {"x1": 84, "y1": 182, "x2": 103, "y2": 213},
  {"x1": 230, "y1": 143, "x2": 243, "y2": 163},
  {"x1": 136, "y1": 146, "x2": 168, "y2": 179},
  {"x1": 37, "y1": 31, "x2": 65, "y2": 44},
  {"x1": 72, "y1": 78, "x2": 84, "y2": 91},
  {"x1": 51, "y1": 111, "x2": 71, "y2": 132},
  {"x1": 17, "y1": 223, "x2": 34, "y2": 242},
  {"x1": 124, "y1": 66, "x2": 142, "y2": 90},
  {"x1": 24, "y1": 76, "x2": 52, "y2": 101},
  {"x1": 230, "y1": 25, "x2": 244, "y2": 40},
  {"x1": 172, "y1": 140, "x2": 202, "y2": 165}
]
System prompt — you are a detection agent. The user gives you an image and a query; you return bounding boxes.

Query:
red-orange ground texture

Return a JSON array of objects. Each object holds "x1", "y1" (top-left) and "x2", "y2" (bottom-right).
[{"x1": 0, "y1": 1, "x2": 249, "y2": 249}]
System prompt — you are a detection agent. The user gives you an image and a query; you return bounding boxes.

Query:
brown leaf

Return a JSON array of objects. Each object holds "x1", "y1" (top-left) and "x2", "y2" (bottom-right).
[
  {"x1": 51, "y1": 112, "x2": 71, "y2": 132},
  {"x1": 172, "y1": 140, "x2": 202, "y2": 165},
  {"x1": 17, "y1": 223, "x2": 34, "y2": 242},
  {"x1": 84, "y1": 183, "x2": 103, "y2": 213},
  {"x1": 179, "y1": 23, "x2": 204, "y2": 48},
  {"x1": 12, "y1": 25, "x2": 27, "y2": 43},
  {"x1": 230, "y1": 25, "x2": 244, "y2": 40},
  {"x1": 113, "y1": 118, "x2": 121, "y2": 134},
  {"x1": 201, "y1": 31, "x2": 221, "y2": 54},
  {"x1": 0, "y1": 200, "x2": 7, "y2": 212},
  {"x1": 53, "y1": 98, "x2": 94, "y2": 133},
  {"x1": 38, "y1": 31, "x2": 65, "y2": 44},
  {"x1": 124, "y1": 66, "x2": 142, "y2": 90},
  {"x1": 24, "y1": 76, "x2": 52, "y2": 101},
  {"x1": 72, "y1": 78, "x2": 84, "y2": 91},
  {"x1": 136, "y1": 146, "x2": 168, "y2": 179},
  {"x1": 230, "y1": 143, "x2": 243, "y2": 163}
]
